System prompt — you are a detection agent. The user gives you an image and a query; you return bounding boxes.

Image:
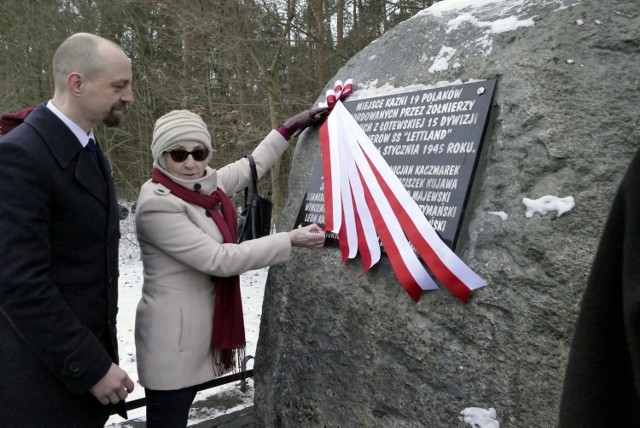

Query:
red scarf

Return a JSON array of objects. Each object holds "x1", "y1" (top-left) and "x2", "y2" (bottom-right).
[{"x1": 151, "y1": 168, "x2": 245, "y2": 374}]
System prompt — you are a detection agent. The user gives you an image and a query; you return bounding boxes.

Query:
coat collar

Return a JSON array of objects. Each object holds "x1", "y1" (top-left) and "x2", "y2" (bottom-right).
[
  {"x1": 25, "y1": 105, "x2": 109, "y2": 206},
  {"x1": 25, "y1": 104, "x2": 83, "y2": 169},
  {"x1": 153, "y1": 164, "x2": 219, "y2": 195}
]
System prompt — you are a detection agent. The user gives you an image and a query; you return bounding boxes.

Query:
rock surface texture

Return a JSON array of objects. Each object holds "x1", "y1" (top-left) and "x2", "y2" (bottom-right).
[{"x1": 255, "y1": 0, "x2": 640, "y2": 426}]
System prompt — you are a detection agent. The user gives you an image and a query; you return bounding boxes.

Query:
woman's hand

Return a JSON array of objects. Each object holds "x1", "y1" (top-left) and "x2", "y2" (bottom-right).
[
  {"x1": 288, "y1": 224, "x2": 326, "y2": 248},
  {"x1": 281, "y1": 107, "x2": 330, "y2": 135}
]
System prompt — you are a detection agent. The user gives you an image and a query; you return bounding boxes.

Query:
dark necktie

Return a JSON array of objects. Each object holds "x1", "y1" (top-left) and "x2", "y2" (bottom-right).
[{"x1": 85, "y1": 138, "x2": 98, "y2": 163}]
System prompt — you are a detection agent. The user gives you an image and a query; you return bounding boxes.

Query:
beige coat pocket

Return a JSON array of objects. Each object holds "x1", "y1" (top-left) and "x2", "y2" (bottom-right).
[{"x1": 178, "y1": 307, "x2": 190, "y2": 352}]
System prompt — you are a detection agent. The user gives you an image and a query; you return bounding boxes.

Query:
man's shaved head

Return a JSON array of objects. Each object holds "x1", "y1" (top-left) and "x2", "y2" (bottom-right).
[{"x1": 52, "y1": 33, "x2": 125, "y2": 91}]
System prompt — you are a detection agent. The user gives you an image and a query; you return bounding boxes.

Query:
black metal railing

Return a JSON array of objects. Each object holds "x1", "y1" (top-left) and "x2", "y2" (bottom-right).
[{"x1": 112, "y1": 355, "x2": 254, "y2": 415}]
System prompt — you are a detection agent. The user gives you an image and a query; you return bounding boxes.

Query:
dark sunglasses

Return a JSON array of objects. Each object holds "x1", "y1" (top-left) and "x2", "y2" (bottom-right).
[{"x1": 166, "y1": 148, "x2": 209, "y2": 162}]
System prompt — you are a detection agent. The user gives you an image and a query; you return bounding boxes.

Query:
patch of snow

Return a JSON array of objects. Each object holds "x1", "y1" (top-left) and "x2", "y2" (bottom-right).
[
  {"x1": 459, "y1": 407, "x2": 500, "y2": 428},
  {"x1": 522, "y1": 195, "x2": 575, "y2": 218},
  {"x1": 489, "y1": 211, "x2": 508, "y2": 220}
]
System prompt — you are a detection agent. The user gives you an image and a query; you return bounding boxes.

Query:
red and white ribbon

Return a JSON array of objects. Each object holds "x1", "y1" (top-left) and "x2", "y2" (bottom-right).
[{"x1": 319, "y1": 79, "x2": 486, "y2": 302}]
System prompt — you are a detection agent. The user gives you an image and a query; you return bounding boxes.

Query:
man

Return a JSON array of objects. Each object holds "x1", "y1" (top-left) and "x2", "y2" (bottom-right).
[{"x1": 0, "y1": 33, "x2": 135, "y2": 426}]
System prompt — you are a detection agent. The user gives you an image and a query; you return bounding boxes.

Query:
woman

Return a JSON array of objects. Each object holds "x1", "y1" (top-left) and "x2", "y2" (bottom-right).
[{"x1": 134, "y1": 109, "x2": 326, "y2": 426}]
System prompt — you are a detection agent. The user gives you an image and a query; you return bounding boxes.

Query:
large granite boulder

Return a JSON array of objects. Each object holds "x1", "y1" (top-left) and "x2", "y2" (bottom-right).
[{"x1": 255, "y1": 0, "x2": 640, "y2": 426}]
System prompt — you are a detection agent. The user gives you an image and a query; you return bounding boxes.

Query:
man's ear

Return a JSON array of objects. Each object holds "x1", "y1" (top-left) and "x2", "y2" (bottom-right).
[{"x1": 67, "y1": 72, "x2": 83, "y2": 96}]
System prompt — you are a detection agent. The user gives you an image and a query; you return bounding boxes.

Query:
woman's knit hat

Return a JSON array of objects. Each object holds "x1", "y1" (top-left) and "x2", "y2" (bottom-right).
[{"x1": 151, "y1": 110, "x2": 212, "y2": 166}]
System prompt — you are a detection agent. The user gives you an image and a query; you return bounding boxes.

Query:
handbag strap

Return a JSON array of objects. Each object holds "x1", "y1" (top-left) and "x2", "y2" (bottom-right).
[
  {"x1": 246, "y1": 154, "x2": 259, "y2": 195},
  {"x1": 242, "y1": 154, "x2": 260, "y2": 209}
]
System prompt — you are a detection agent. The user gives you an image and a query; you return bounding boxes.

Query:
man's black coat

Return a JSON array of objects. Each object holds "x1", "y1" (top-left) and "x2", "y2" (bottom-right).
[
  {"x1": 0, "y1": 104, "x2": 121, "y2": 426},
  {"x1": 559, "y1": 149, "x2": 640, "y2": 426}
]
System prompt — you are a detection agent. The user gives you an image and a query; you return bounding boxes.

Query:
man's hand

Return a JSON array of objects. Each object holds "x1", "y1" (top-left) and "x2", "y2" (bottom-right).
[
  {"x1": 288, "y1": 224, "x2": 326, "y2": 248},
  {"x1": 89, "y1": 363, "x2": 135, "y2": 406}
]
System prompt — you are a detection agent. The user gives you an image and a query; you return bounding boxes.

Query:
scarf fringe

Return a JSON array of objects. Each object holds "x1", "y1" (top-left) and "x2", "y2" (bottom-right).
[{"x1": 212, "y1": 347, "x2": 246, "y2": 377}]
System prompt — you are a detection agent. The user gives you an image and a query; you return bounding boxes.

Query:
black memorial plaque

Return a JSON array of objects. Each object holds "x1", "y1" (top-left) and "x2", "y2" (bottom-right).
[{"x1": 295, "y1": 79, "x2": 496, "y2": 249}]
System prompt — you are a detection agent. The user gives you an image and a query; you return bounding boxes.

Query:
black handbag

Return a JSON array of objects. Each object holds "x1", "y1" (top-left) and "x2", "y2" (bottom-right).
[{"x1": 237, "y1": 154, "x2": 273, "y2": 243}]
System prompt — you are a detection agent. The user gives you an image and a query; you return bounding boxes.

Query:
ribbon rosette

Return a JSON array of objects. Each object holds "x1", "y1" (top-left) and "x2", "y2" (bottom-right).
[{"x1": 318, "y1": 79, "x2": 486, "y2": 302}]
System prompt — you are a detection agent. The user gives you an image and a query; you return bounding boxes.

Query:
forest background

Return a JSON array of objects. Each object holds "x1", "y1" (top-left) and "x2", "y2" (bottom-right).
[{"x1": 1, "y1": 0, "x2": 440, "y2": 220}]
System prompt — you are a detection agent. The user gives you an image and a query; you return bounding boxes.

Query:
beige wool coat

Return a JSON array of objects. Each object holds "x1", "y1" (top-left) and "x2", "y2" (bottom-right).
[{"x1": 135, "y1": 130, "x2": 292, "y2": 390}]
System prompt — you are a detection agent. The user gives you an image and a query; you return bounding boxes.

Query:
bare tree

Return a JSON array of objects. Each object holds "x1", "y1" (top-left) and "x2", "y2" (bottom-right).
[{"x1": 0, "y1": 0, "x2": 440, "y2": 205}]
